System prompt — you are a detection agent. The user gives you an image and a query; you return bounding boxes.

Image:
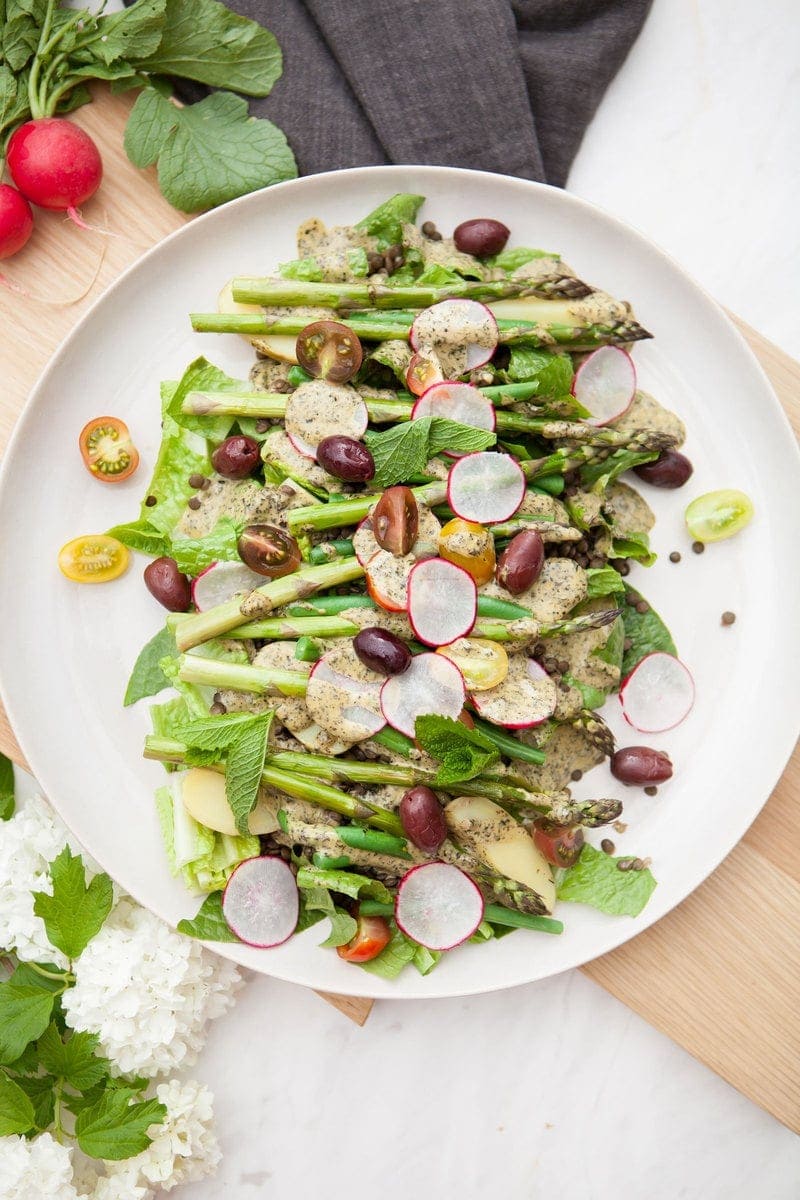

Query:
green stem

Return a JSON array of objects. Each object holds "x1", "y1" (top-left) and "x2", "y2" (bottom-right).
[
  {"x1": 25, "y1": 961, "x2": 75, "y2": 985},
  {"x1": 371, "y1": 727, "x2": 415, "y2": 757},
  {"x1": 358, "y1": 899, "x2": 563, "y2": 934},
  {"x1": 308, "y1": 539, "x2": 354, "y2": 565},
  {"x1": 469, "y1": 718, "x2": 546, "y2": 765},
  {"x1": 174, "y1": 557, "x2": 365, "y2": 651},
  {"x1": 337, "y1": 826, "x2": 411, "y2": 857},
  {"x1": 286, "y1": 594, "x2": 375, "y2": 617}
]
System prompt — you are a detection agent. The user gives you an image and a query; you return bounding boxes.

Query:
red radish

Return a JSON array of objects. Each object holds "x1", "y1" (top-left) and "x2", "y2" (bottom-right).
[
  {"x1": 286, "y1": 430, "x2": 318, "y2": 460},
  {"x1": 410, "y1": 299, "x2": 498, "y2": 376},
  {"x1": 447, "y1": 452, "x2": 525, "y2": 524},
  {"x1": 395, "y1": 863, "x2": 484, "y2": 950},
  {"x1": 571, "y1": 346, "x2": 636, "y2": 426},
  {"x1": 407, "y1": 558, "x2": 477, "y2": 647},
  {"x1": 406, "y1": 351, "x2": 444, "y2": 396},
  {"x1": 191, "y1": 560, "x2": 265, "y2": 611},
  {"x1": 471, "y1": 656, "x2": 557, "y2": 728},
  {"x1": 412, "y1": 382, "x2": 495, "y2": 456},
  {"x1": 222, "y1": 856, "x2": 299, "y2": 948},
  {"x1": 306, "y1": 647, "x2": 385, "y2": 742},
  {"x1": 380, "y1": 652, "x2": 466, "y2": 737},
  {"x1": 0, "y1": 185, "x2": 34, "y2": 259},
  {"x1": 6, "y1": 119, "x2": 102, "y2": 227},
  {"x1": 619, "y1": 652, "x2": 694, "y2": 733}
]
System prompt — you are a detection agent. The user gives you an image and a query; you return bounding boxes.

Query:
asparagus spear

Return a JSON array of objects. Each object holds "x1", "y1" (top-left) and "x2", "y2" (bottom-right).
[
  {"x1": 358, "y1": 899, "x2": 564, "y2": 935},
  {"x1": 230, "y1": 277, "x2": 543, "y2": 308}
]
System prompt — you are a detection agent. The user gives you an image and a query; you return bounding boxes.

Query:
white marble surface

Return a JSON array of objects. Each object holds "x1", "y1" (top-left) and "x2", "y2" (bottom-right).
[
  {"x1": 25, "y1": 0, "x2": 800, "y2": 1195},
  {"x1": 189, "y1": 3, "x2": 799, "y2": 1195}
]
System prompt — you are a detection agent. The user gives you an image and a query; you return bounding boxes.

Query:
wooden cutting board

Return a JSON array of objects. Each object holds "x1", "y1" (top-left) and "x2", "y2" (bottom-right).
[{"x1": 1, "y1": 90, "x2": 798, "y2": 1112}]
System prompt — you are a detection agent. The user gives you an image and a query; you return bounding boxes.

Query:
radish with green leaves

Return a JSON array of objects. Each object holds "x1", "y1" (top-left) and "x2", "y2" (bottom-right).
[{"x1": 0, "y1": 185, "x2": 34, "y2": 260}]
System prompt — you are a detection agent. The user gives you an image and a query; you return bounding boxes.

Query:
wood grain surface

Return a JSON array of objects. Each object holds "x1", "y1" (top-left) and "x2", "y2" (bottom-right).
[{"x1": 1, "y1": 89, "x2": 797, "y2": 1109}]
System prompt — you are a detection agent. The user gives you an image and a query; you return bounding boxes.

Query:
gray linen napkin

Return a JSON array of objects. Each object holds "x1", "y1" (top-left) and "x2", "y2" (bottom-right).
[{"x1": 163, "y1": 0, "x2": 653, "y2": 186}]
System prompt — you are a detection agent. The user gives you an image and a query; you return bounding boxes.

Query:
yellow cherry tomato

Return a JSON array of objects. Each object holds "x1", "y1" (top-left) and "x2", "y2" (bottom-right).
[
  {"x1": 437, "y1": 638, "x2": 509, "y2": 692},
  {"x1": 58, "y1": 534, "x2": 130, "y2": 583},
  {"x1": 684, "y1": 489, "x2": 754, "y2": 543},
  {"x1": 438, "y1": 517, "x2": 495, "y2": 585}
]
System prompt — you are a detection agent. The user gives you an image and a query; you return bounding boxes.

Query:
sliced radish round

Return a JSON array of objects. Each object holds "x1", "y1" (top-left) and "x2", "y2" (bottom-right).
[
  {"x1": 410, "y1": 300, "x2": 498, "y2": 377},
  {"x1": 222, "y1": 856, "x2": 299, "y2": 948},
  {"x1": 471, "y1": 655, "x2": 557, "y2": 728},
  {"x1": 286, "y1": 429, "x2": 317, "y2": 460},
  {"x1": 191, "y1": 560, "x2": 265, "y2": 611},
  {"x1": 284, "y1": 380, "x2": 368, "y2": 456},
  {"x1": 407, "y1": 558, "x2": 477, "y2": 647},
  {"x1": 412, "y1": 382, "x2": 496, "y2": 457},
  {"x1": 571, "y1": 346, "x2": 636, "y2": 427},
  {"x1": 406, "y1": 351, "x2": 444, "y2": 396},
  {"x1": 380, "y1": 653, "x2": 466, "y2": 737},
  {"x1": 395, "y1": 863, "x2": 484, "y2": 950},
  {"x1": 447, "y1": 452, "x2": 525, "y2": 524},
  {"x1": 619, "y1": 652, "x2": 694, "y2": 733},
  {"x1": 354, "y1": 506, "x2": 441, "y2": 569},
  {"x1": 306, "y1": 644, "x2": 385, "y2": 743}
]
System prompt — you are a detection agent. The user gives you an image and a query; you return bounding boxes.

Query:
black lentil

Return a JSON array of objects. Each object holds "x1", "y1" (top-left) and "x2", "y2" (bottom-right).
[
  {"x1": 635, "y1": 600, "x2": 649, "y2": 615},
  {"x1": 692, "y1": 541, "x2": 705, "y2": 555},
  {"x1": 366, "y1": 251, "x2": 385, "y2": 274},
  {"x1": 570, "y1": 769, "x2": 583, "y2": 782},
  {"x1": 616, "y1": 857, "x2": 636, "y2": 872},
  {"x1": 273, "y1": 379, "x2": 294, "y2": 394},
  {"x1": 644, "y1": 785, "x2": 658, "y2": 796},
  {"x1": 187, "y1": 496, "x2": 202, "y2": 511},
  {"x1": 421, "y1": 221, "x2": 442, "y2": 241},
  {"x1": 721, "y1": 611, "x2": 736, "y2": 626},
  {"x1": 145, "y1": 495, "x2": 157, "y2": 507},
  {"x1": 209, "y1": 700, "x2": 227, "y2": 716},
  {"x1": 669, "y1": 551, "x2": 681, "y2": 563},
  {"x1": 188, "y1": 473, "x2": 206, "y2": 489},
  {"x1": 600, "y1": 838, "x2": 615, "y2": 855},
  {"x1": 254, "y1": 419, "x2": 271, "y2": 433}
]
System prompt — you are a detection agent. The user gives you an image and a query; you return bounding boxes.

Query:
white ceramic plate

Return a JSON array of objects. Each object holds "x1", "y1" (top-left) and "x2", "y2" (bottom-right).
[{"x1": 1, "y1": 166, "x2": 799, "y2": 999}]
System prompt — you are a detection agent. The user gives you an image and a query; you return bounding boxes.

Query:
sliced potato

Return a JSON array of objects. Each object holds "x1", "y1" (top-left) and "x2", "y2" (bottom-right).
[
  {"x1": 445, "y1": 795, "x2": 555, "y2": 912},
  {"x1": 217, "y1": 280, "x2": 298, "y2": 364},
  {"x1": 181, "y1": 767, "x2": 279, "y2": 836}
]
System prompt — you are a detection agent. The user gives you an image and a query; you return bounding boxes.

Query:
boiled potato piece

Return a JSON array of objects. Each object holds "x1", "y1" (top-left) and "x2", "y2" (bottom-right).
[
  {"x1": 445, "y1": 795, "x2": 556, "y2": 913},
  {"x1": 181, "y1": 767, "x2": 279, "y2": 836},
  {"x1": 217, "y1": 280, "x2": 298, "y2": 364}
]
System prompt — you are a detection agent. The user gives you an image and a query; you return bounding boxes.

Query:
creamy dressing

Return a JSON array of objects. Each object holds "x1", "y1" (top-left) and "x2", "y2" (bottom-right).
[
  {"x1": 410, "y1": 301, "x2": 496, "y2": 377},
  {"x1": 262, "y1": 428, "x2": 339, "y2": 492},
  {"x1": 604, "y1": 481, "x2": 655, "y2": 537},
  {"x1": 284, "y1": 380, "x2": 368, "y2": 452},
  {"x1": 473, "y1": 654, "x2": 557, "y2": 726},
  {"x1": 517, "y1": 492, "x2": 571, "y2": 524},
  {"x1": 249, "y1": 358, "x2": 293, "y2": 392},
  {"x1": 516, "y1": 722, "x2": 605, "y2": 791},
  {"x1": 305, "y1": 642, "x2": 385, "y2": 743},
  {"x1": 481, "y1": 557, "x2": 588, "y2": 623},
  {"x1": 401, "y1": 222, "x2": 486, "y2": 279},
  {"x1": 296, "y1": 219, "x2": 376, "y2": 282},
  {"x1": 611, "y1": 390, "x2": 686, "y2": 445}
]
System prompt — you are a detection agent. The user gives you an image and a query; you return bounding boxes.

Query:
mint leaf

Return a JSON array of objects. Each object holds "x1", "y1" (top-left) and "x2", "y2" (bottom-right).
[
  {"x1": 621, "y1": 587, "x2": 677, "y2": 676},
  {"x1": 177, "y1": 892, "x2": 239, "y2": 942},
  {"x1": 414, "y1": 714, "x2": 499, "y2": 785},
  {"x1": 133, "y1": 0, "x2": 283, "y2": 95},
  {"x1": 279, "y1": 257, "x2": 323, "y2": 282},
  {"x1": 355, "y1": 193, "x2": 425, "y2": 247},
  {"x1": 124, "y1": 625, "x2": 176, "y2": 706},
  {"x1": 225, "y1": 713, "x2": 272, "y2": 835},
  {"x1": 0, "y1": 1071, "x2": 36, "y2": 1135},
  {"x1": 505, "y1": 346, "x2": 574, "y2": 395},
  {"x1": 0, "y1": 983, "x2": 55, "y2": 1064},
  {"x1": 37, "y1": 1024, "x2": 109, "y2": 1092},
  {"x1": 126, "y1": 90, "x2": 296, "y2": 214},
  {"x1": 1, "y1": 750, "x2": 14, "y2": 820},
  {"x1": 364, "y1": 417, "x2": 496, "y2": 488},
  {"x1": 581, "y1": 447, "x2": 658, "y2": 489},
  {"x1": 556, "y1": 844, "x2": 656, "y2": 917},
  {"x1": 32, "y1": 848, "x2": 114, "y2": 961},
  {"x1": 296, "y1": 866, "x2": 392, "y2": 905},
  {"x1": 174, "y1": 711, "x2": 263, "y2": 754},
  {"x1": 75, "y1": 1090, "x2": 166, "y2": 1160}
]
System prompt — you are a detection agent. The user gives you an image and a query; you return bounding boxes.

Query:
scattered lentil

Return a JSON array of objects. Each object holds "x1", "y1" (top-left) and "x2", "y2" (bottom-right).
[
  {"x1": 644, "y1": 785, "x2": 658, "y2": 796},
  {"x1": 145, "y1": 495, "x2": 157, "y2": 507},
  {"x1": 623, "y1": 637, "x2": 633, "y2": 652},
  {"x1": 692, "y1": 540, "x2": 705, "y2": 555},
  {"x1": 187, "y1": 496, "x2": 201, "y2": 511},
  {"x1": 600, "y1": 838, "x2": 615, "y2": 855},
  {"x1": 570, "y1": 769, "x2": 583, "y2": 782},
  {"x1": 366, "y1": 251, "x2": 385, "y2": 274},
  {"x1": 615, "y1": 561, "x2": 630, "y2": 576},
  {"x1": 616, "y1": 857, "x2": 636, "y2": 872},
  {"x1": 635, "y1": 600, "x2": 649, "y2": 615},
  {"x1": 254, "y1": 419, "x2": 270, "y2": 433},
  {"x1": 669, "y1": 551, "x2": 681, "y2": 563},
  {"x1": 273, "y1": 379, "x2": 294, "y2": 393},
  {"x1": 421, "y1": 221, "x2": 442, "y2": 241},
  {"x1": 721, "y1": 611, "x2": 736, "y2": 626},
  {"x1": 209, "y1": 701, "x2": 227, "y2": 716},
  {"x1": 188, "y1": 473, "x2": 206, "y2": 489}
]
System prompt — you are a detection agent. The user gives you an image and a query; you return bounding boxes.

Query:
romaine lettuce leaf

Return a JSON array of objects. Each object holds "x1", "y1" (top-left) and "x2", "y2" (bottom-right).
[
  {"x1": 585, "y1": 566, "x2": 626, "y2": 599},
  {"x1": 279, "y1": 257, "x2": 323, "y2": 281},
  {"x1": 169, "y1": 516, "x2": 242, "y2": 575},
  {"x1": 355, "y1": 193, "x2": 425, "y2": 247},
  {"x1": 155, "y1": 781, "x2": 259, "y2": 893},
  {"x1": 489, "y1": 246, "x2": 553, "y2": 272},
  {"x1": 621, "y1": 587, "x2": 677, "y2": 676},
  {"x1": 556, "y1": 844, "x2": 656, "y2": 917},
  {"x1": 166, "y1": 356, "x2": 245, "y2": 443}
]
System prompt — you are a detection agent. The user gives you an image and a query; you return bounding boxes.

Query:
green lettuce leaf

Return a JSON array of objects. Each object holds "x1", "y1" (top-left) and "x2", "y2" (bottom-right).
[
  {"x1": 279, "y1": 257, "x2": 323, "y2": 281},
  {"x1": 177, "y1": 891, "x2": 239, "y2": 941},
  {"x1": 357, "y1": 924, "x2": 417, "y2": 979},
  {"x1": 355, "y1": 193, "x2": 425, "y2": 247},
  {"x1": 585, "y1": 566, "x2": 626, "y2": 599},
  {"x1": 169, "y1": 516, "x2": 242, "y2": 575},
  {"x1": 166, "y1": 355, "x2": 244, "y2": 442},
  {"x1": 621, "y1": 587, "x2": 677, "y2": 676},
  {"x1": 489, "y1": 247, "x2": 553, "y2": 272},
  {"x1": 364, "y1": 416, "x2": 495, "y2": 488},
  {"x1": 556, "y1": 844, "x2": 656, "y2": 917},
  {"x1": 123, "y1": 625, "x2": 176, "y2": 706},
  {"x1": 610, "y1": 531, "x2": 657, "y2": 567},
  {"x1": 155, "y1": 782, "x2": 258, "y2": 892}
]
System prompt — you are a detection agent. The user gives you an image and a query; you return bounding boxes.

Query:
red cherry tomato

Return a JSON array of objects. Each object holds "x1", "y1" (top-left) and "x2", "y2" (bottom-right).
[
  {"x1": 337, "y1": 914, "x2": 391, "y2": 963},
  {"x1": 532, "y1": 821, "x2": 584, "y2": 868}
]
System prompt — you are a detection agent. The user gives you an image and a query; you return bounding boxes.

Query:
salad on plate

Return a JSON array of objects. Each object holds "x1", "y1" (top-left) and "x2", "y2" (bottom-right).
[{"x1": 63, "y1": 193, "x2": 713, "y2": 979}]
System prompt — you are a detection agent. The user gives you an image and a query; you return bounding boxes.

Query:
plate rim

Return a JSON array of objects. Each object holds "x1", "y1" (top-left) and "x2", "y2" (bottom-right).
[{"x1": 2, "y1": 164, "x2": 799, "y2": 1000}]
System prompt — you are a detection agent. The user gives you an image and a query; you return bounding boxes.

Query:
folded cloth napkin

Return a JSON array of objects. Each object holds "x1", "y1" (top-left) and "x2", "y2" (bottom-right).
[{"x1": 160, "y1": 0, "x2": 652, "y2": 186}]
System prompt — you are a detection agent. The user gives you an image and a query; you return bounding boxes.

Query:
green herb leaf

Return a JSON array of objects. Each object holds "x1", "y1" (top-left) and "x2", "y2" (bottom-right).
[
  {"x1": 355, "y1": 193, "x2": 425, "y2": 247},
  {"x1": 123, "y1": 625, "x2": 176, "y2": 707},
  {"x1": 0, "y1": 983, "x2": 55, "y2": 1065},
  {"x1": 36, "y1": 1024, "x2": 110, "y2": 1092},
  {"x1": 585, "y1": 566, "x2": 626, "y2": 599},
  {"x1": 125, "y1": 89, "x2": 296, "y2": 214},
  {"x1": 279, "y1": 257, "x2": 323, "y2": 282},
  {"x1": 133, "y1": 0, "x2": 283, "y2": 95},
  {"x1": 13, "y1": 1072, "x2": 55, "y2": 1130},
  {"x1": 621, "y1": 587, "x2": 677, "y2": 676},
  {"x1": 581, "y1": 448, "x2": 658, "y2": 489},
  {"x1": 2, "y1": 10, "x2": 40, "y2": 72},
  {"x1": 414, "y1": 714, "x2": 499, "y2": 785},
  {"x1": 75, "y1": 1089, "x2": 167, "y2": 1161},
  {"x1": 296, "y1": 865, "x2": 393, "y2": 905},
  {"x1": 364, "y1": 417, "x2": 496, "y2": 488},
  {"x1": 357, "y1": 924, "x2": 417, "y2": 979},
  {"x1": 505, "y1": 346, "x2": 574, "y2": 395},
  {"x1": 489, "y1": 246, "x2": 553, "y2": 272},
  {"x1": 32, "y1": 848, "x2": 114, "y2": 961},
  {"x1": 107, "y1": 520, "x2": 168, "y2": 557},
  {"x1": 0, "y1": 1070, "x2": 36, "y2": 1135},
  {"x1": 83, "y1": 0, "x2": 166, "y2": 65},
  {"x1": 224, "y1": 714, "x2": 272, "y2": 835},
  {"x1": 610, "y1": 531, "x2": 657, "y2": 567},
  {"x1": 297, "y1": 885, "x2": 357, "y2": 948},
  {"x1": 556, "y1": 844, "x2": 656, "y2": 917},
  {"x1": 1, "y1": 750, "x2": 14, "y2": 820},
  {"x1": 177, "y1": 891, "x2": 239, "y2": 941}
]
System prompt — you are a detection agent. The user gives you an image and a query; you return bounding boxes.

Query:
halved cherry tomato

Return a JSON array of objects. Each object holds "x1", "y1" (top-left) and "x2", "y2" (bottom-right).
[
  {"x1": 437, "y1": 638, "x2": 508, "y2": 691},
  {"x1": 79, "y1": 416, "x2": 139, "y2": 482},
  {"x1": 532, "y1": 820, "x2": 584, "y2": 868},
  {"x1": 58, "y1": 534, "x2": 130, "y2": 583},
  {"x1": 438, "y1": 517, "x2": 495, "y2": 585},
  {"x1": 337, "y1": 914, "x2": 391, "y2": 963},
  {"x1": 406, "y1": 352, "x2": 443, "y2": 396}
]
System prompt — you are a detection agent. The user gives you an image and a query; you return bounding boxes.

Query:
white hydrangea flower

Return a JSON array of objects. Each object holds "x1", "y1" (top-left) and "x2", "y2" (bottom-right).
[
  {"x1": 91, "y1": 1170, "x2": 154, "y2": 1200},
  {"x1": 0, "y1": 1133, "x2": 80, "y2": 1200},
  {"x1": 101, "y1": 1080, "x2": 220, "y2": 1194},
  {"x1": 0, "y1": 793, "x2": 70, "y2": 967},
  {"x1": 62, "y1": 899, "x2": 242, "y2": 1076}
]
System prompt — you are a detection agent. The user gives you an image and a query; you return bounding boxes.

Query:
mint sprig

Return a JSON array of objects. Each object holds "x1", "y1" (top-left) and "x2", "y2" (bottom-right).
[
  {"x1": 364, "y1": 417, "x2": 496, "y2": 487},
  {"x1": 174, "y1": 711, "x2": 273, "y2": 835},
  {"x1": 414, "y1": 714, "x2": 500, "y2": 785}
]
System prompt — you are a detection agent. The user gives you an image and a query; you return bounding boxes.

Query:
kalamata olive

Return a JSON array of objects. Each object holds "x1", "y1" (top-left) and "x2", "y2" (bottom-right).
[
  {"x1": 237, "y1": 524, "x2": 301, "y2": 579},
  {"x1": 399, "y1": 786, "x2": 447, "y2": 854},
  {"x1": 532, "y1": 820, "x2": 584, "y2": 868},
  {"x1": 295, "y1": 320, "x2": 363, "y2": 383},
  {"x1": 633, "y1": 450, "x2": 694, "y2": 488},
  {"x1": 372, "y1": 486, "x2": 419, "y2": 556},
  {"x1": 316, "y1": 435, "x2": 375, "y2": 482},
  {"x1": 453, "y1": 218, "x2": 510, "y2": 259},
  {"x1": 353, "y1": 627, "x2": 411, "y2": 675},
  {"x1": 143, "y1": 556, "x2": 191, "y2": 612},
  {"x1": 495, "y1": 529, "x2": 544, "y2": 594},
  {"x1": 610, "y1": 746, "x2": 673, "y2": 785},
  {"x1": 211, "y1": 435, "x2": 260, "y2": 480}
]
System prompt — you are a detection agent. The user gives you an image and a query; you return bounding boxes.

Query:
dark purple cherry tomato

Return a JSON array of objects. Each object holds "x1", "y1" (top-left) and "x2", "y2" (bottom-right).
[
  {"x1": 296, "y1": 320, "x2": 363, "y2": 383},
  {"x1": 532, "y1": 820, "x2": 584, "y2": 868},
  {"x1": 237, "y1": 525, "x2": 301, "y2": 579}
]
